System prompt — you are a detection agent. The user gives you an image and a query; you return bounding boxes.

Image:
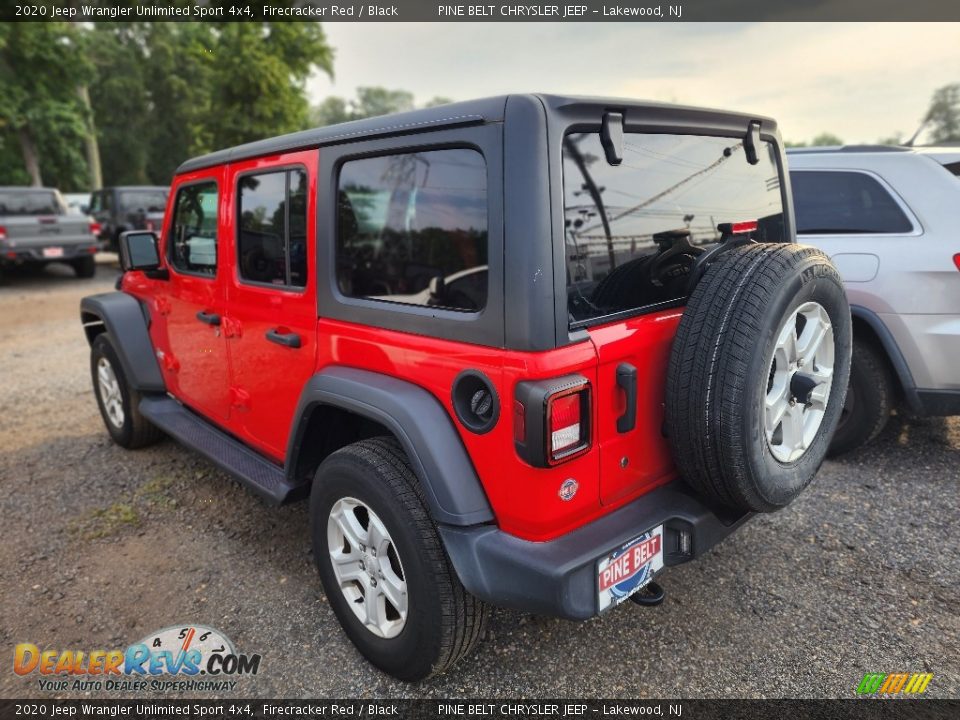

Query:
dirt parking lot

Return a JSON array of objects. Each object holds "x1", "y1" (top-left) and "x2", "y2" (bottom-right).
[{"x1": 1, "y1": 260, "x2": 958, "y2": 699}]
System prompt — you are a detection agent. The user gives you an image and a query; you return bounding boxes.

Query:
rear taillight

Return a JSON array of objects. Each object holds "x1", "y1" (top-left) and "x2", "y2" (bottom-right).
[
  {"x1": 0, "y1": 226, "x2": 6, "y2": 241},
  {"x1": 954, "y1": 253, "x2": 960, "y2": 271},
  {"x1": 515, "y1": 375, "x2": 591, "y2": 467},
  {"x1": 89, "y1": 222, "x2": 102, "y2": 237},
  {"x1": 145, "y1": 220, "x2": 155, "y2": 232}
]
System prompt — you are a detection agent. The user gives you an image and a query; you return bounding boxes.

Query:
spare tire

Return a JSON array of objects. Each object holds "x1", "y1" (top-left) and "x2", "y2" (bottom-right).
[{"x1": 665, "y1": 243, "x2": 851, "y2": 512}]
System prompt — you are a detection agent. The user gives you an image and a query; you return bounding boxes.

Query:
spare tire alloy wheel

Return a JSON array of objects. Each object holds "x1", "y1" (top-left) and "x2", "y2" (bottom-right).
[
  {"x1": 765, "y1": 301, "x2": 835, "y2": 462},
  {"x1": 327, "y1": 497, "x2": 408, "y2": 639},
  {"x1": 666, "y1": 244, "x2": 852, "y2": 513}
]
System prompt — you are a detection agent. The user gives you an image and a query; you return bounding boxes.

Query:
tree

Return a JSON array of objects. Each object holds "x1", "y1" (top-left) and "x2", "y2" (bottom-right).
[
  {"x1": 0, "y1": 23, "x2": 91, "y2": 189},
  {"x1": 310, "y1": 87, "x2": 444, "y2": 127},
  {"x1": 923, "y1": 83, "x2": 960, "y2": 144}
]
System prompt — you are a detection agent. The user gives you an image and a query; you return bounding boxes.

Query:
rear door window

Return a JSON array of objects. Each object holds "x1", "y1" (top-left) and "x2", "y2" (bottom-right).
[
  {"x1": 336, "y1": 148, "x2": 488, "y2": 312},
  {"x1": 791, "y1": 170, "x2": 913, "y2": 235},
  {"x1": 237, "y1": 168, "x2": 308, "y2": 288},
  {"x1": 0, "y1": 190, "x2": 63, "y2": 216},
  {"x1": 169, "y1": 181, "x2": 219, "y2": 276},
  {"x1": 563, "y1": 132, "x2": 785, "y2": 325}
]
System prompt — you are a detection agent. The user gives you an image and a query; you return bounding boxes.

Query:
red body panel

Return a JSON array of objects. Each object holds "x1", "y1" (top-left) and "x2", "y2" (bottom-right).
[{"x1": 122, "y1": 153, "x2": 683, "y2": 543}]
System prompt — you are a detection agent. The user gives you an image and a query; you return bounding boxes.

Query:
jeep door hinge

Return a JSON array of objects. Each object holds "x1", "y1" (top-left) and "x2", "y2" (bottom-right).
[{"x1": 222, "y1": 316, "x2": 242, "y2": 339}]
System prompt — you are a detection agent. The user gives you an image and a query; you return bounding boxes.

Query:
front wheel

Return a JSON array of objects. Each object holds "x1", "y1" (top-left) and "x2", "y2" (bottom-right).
[
  {"x1": 310, "y1": 437, "x2": 488, "y2": 680},
  {"x1": 90, "y1": 334, "x2": 163, "y2": 449}
]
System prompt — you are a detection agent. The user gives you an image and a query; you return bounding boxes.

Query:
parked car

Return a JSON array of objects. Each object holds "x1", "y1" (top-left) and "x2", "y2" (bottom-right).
[
  {"x1": 0, "y1": 187, "x2": 100, "y2": 281},
  {"x1": 80, "y1": 95, "x2": 851, "y2": 680},
  {"x1": 788, "y1": 145, "x2": 960, "y2": 454},
  {"x1": 89, "y1": 186, "x2": 168, "y2": 251}
]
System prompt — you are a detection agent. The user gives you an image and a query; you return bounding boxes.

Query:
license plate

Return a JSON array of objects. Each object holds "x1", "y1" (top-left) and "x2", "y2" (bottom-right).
[
  {"x1": 42, "y1": 247, "x2": 64, "y2": 258},
  {"x1": 597, "y1": 525, "x2": 664, "y2": 612}
]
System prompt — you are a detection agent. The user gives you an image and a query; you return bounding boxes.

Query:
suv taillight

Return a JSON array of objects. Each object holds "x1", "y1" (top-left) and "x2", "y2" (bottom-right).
[
  {"x1": 0, "y1": 226, "x2": 6, "y2": 241},
  {"x1": 89, "y1": 222, "x2": 102, "y2": 237},
  {"x1": 954, "y1": 253, "x2": 960, "y2": 271},
  {"x1": 515, "y1": 375, "x2": 591, "y2": 467}
]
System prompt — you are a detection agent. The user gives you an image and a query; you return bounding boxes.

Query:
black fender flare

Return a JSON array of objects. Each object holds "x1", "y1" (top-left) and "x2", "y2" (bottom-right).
[
  {"x1": 80, "y1": 292, "x2": 165, "y2": 393},
  {"x1": 287, "y1": 367, "x2": 494, "y2": 526}
]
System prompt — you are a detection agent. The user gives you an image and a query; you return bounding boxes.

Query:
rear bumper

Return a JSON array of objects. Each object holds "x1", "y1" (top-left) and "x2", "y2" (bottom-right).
[
  {"x1": 0, "y1": 240, "x2": 98, "y2": 264},
  {"x1": 439, "y1": 481, "x2": 750, "y2": 620}
]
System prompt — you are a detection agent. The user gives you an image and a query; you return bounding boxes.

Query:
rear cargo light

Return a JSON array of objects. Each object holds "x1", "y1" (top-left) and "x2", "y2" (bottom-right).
[
  {"x1": 89, "y1": 222, "x2": 102, "y2": 236},
  {"x1": 954, "y1": 253, "x2": 960, "y2": 271},
  {"x1": 730, "y1": 220, "x2": 758, "y2": 234},
  {"x1": 514, "y1": 375, "x2": 591, "y2": 467}
]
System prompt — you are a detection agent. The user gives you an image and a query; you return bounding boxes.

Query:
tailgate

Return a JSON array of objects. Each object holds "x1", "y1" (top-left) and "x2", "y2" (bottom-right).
[{"x1": 2, "y1": 216, "x2": 93, "y2": 246}]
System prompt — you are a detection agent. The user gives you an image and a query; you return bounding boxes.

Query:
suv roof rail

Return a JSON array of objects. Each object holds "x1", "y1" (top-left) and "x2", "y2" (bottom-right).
[{"x1": 786, "y1": 145, "x2": 912, "y2": 155}]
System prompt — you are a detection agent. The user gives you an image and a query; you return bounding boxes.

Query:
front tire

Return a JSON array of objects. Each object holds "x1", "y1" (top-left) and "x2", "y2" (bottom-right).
[
  {"x1": 90, "y1": 334, "x2": 163, "y2": 449},
  {"x1": 310, "y1": 437, "x2": 488, "y2": 680},
  {"x1": 828, "y1": 340, "x2": 893, "y2": 456}
]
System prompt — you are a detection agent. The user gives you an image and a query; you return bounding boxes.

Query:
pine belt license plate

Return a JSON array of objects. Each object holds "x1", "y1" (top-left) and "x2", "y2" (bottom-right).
[
  {"x1": 42, "y1": 246, "x2": 64, "y2": 258},
  {"x1": 597, "y1": 525, "x2": 664, "y2": 612}
]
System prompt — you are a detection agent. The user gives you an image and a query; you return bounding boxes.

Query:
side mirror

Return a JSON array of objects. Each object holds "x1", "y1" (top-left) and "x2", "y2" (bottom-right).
[
  {"x1": 119, "y1": 230, "x2": 161, "y2": 272},
  {"x1": 428, "y1": 274, "x2": 446, "y2": 302}
]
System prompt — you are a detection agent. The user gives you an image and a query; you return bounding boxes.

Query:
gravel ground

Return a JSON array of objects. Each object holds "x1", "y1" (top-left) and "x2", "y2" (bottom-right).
[{"x1": 0, "y1": 259, "x2": 957, "y2": 700}]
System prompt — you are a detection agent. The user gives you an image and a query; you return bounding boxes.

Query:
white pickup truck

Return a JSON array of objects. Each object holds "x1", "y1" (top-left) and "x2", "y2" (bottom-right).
[{"x1": 0, "y1": 187, "x2": 101, "y2": 282}]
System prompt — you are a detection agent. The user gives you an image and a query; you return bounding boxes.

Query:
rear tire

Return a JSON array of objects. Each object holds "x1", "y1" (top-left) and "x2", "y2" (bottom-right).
[
  {"x1": 91, "y1": 334, "x2": 163, "y2": 449},
  {"x1": 72, "y1": 255, "x2": 96, "y2": 279},
  {"x1": 828, "y1": 340, "x2": 893, "y2": 456},
  {"x1": 666, "y1": 243, "x2": 852, "y2": 513},
  {"x1": 310, "y1": 437, "x2": 488, "y2": 680}
]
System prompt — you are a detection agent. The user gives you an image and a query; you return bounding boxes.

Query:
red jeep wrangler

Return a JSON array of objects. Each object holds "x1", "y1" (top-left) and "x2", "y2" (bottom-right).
[{"x1": 80, "y1": 95, "x2": 851, "y2": 680}]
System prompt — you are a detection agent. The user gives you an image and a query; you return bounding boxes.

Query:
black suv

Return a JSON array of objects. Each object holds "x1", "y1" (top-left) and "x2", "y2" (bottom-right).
[{"x1": 88, "y1": 186, "x2": 168, "y2": 251}]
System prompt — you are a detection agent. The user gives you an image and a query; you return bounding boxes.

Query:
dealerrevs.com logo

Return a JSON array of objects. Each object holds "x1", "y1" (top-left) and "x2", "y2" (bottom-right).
[
  {"x1": 13, "y1": 624, "x2": 261, "y2": 693},
  {"x1": 855, "y1": 672, "x2": 934, "y2": 696}
]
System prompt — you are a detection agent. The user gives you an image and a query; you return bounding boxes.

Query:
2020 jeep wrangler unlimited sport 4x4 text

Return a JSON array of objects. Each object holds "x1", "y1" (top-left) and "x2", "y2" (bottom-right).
[{"x1": 80, "y1": 95, "x2": 852, "y2": 680}]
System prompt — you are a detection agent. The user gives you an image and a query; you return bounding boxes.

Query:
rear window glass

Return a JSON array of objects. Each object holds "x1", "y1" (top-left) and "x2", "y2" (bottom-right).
[
  {"x1": 791, "y1": 170, "x2": 913, "y2": 235},
  {"x1": 119, "y1": 190, "x2": 167, "y2": 213},
  {"x1": 336, "y1": 148, "x2": 488, "y2": 312},
  {"x1": 238, "y1": 168, "x2": 308, "y2": 288},
  {"x1": 0, "y1": 191, "x2": 63, "y2": 216},
  {"x1": 564, "y1": 132, "x2": 785, "y2": 325}
]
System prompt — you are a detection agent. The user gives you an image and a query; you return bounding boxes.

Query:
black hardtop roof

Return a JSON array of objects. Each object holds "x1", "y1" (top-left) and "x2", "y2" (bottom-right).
[
  {"x1": 109, "y1": 185, "x2": 170, "y2": 191},
  {"x1": 176, "y1": 93, "x2": 778, "y2": 175}
]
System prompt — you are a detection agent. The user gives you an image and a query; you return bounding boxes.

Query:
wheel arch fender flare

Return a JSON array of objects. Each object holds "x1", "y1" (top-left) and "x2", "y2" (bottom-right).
[
  {"x1": 849, "y1": 304, "x2": 921, "y2": 414},
  {"x1": 80, "y1": 292, "x2": 165, "y2": 393},
  {"x1": 287, "y1": 366, "x2": 494, "y2": 526}
]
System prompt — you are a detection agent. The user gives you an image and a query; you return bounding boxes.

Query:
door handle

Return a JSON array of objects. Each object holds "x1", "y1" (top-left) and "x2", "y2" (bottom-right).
[
  {"x1": 616, "y1": 362, "x2": 637, "y2": 433},
  {"x1": 266, "y1": 328, "x2": 301, "y2": 349},
  {"x1": 196, "y1": 311, "x2": 221, "y2": 326}
]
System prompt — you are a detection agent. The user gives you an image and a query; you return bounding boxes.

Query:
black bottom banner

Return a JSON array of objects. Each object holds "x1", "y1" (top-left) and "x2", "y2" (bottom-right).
[{"x1": 1, "y1": 700, "x2": 958, "y2": 720}]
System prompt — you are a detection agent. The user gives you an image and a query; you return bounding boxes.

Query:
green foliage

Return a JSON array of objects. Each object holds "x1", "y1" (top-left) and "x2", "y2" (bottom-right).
[
  {"x1": 311, "y1": 87, "x2": 441, "y2": 127},
  {"x1": 923, "y1": 83, "x2": 960, "y2": 144},
  {"x1": 0, "y1": 23, "x2": 92, "y2": 190},
  {"x1": 785, "y1": 132, "x2": 844, "y2": 149}
]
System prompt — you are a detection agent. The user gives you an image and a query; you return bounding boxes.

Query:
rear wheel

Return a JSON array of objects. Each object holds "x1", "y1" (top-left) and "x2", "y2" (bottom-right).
[
  {"x1": 72, "y1": 255, "x2": 96, "y2": 279},
  {"x1": 666, "y1": 243, "x2": 852, "y2": 512},
  {"x1": 91, "y1": 334, "x2": 163, "y2": 449},
  {"x1": 310, "y1": 437, "x2": 488, "y2": 680},
  {"x1": 828, "y1": 340, "x2": 893, "y2": 456}
]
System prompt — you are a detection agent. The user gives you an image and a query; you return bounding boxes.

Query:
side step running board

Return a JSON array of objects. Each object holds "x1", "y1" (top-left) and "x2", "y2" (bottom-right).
[{"x1": 139, "y1": 396, "x2": 298, "y2": 505}]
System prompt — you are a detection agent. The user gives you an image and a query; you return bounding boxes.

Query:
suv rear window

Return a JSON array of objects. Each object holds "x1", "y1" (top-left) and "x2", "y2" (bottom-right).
[
  {"x1": 119, "y1": 190, "x2": 167, "y2": 213},
  {"x1": 0, "y1": 190, "x2": 63, "y2": 216},
  {"x1": 564, "y1": 133, "x2": 785, "y2": 325},
  {"x1": 336, "y1": 148, "x2": 488, "y2": 312},
  {"x1": 791, "y1": 170, "x2": 913, "y2": 235}
]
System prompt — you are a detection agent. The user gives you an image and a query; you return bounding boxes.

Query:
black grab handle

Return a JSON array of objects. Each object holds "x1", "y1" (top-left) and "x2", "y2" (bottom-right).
[
  {"x1": 266, "y1": 328, "x2": 301, "y2": 349},
  {"x1": 616, "y1": 362, "x2": 637, "y2": 433},
  {"x1": 196, "y1": 311, "x2": 221, "y2": 326}
]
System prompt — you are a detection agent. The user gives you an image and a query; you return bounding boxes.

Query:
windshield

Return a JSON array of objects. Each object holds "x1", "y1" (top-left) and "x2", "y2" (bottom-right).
[
  {"x1": 0, "y1": 191, "x2": 64, "y2": 216},
  {"x1": 119, "y1": 190, "x2": 168, "y2": 213},
  {"x1": 563, "y1": 132, "x2": 785, "y2": 325}
]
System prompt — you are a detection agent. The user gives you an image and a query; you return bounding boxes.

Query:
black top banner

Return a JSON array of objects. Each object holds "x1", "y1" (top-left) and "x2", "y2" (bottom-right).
[{"x1": 3, "y1": 0, "x2": 960, "y2": 22}]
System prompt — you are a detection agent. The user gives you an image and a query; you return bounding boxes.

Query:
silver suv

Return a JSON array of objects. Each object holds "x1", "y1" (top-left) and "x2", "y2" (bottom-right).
[{"x1": 787, "y1": 145, "x2": 960, "y2": 453}]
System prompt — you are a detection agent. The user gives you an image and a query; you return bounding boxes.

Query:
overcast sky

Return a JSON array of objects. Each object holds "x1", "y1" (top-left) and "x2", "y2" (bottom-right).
[{"x1": 307, "y1": 22, "x2": 959, "y2": 144}]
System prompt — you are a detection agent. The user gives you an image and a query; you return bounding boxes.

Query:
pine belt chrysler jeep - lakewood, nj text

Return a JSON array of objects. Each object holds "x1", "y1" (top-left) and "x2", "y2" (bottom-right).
[{"x1": 80, "y1": 95, "x2": 852, "y2": 680}]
